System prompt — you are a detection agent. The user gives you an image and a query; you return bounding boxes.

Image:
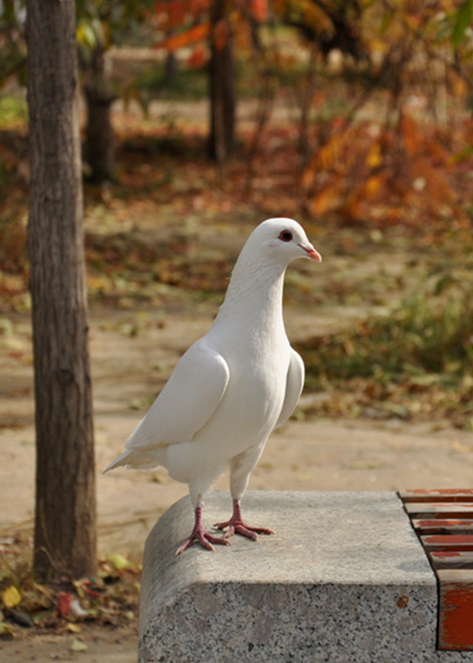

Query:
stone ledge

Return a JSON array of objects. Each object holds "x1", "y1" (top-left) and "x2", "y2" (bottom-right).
[{"x1": 138, "y1": 491, "x2": 471, "y2": 663}]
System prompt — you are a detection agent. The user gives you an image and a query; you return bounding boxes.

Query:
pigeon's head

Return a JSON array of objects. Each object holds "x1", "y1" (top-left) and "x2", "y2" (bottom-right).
[{"x1": 252, "y1": 218, "x2": 322, "y2": 265}]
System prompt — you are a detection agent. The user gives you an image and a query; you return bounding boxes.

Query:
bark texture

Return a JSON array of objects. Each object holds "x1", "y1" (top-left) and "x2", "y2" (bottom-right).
[
  {"x1": 26, "y1": 0, "x2": 97, "y2": 581},
  {"x1": 208, "y1": 0, "x2": 235, "y2": 162}
]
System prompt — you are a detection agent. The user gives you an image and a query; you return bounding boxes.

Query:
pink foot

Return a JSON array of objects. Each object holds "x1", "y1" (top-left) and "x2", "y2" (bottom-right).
[
  {"x1": 176, "y1": 505, "x2": 231, "y2": 555},
  {"x1": 215, "y1": 500, "x2": 275, "y2": 541}
]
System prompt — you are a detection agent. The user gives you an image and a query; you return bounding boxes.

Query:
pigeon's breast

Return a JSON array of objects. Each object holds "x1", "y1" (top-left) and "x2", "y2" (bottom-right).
[{"x1": 198, "y1": 340, "x2": 291, "y2": 454}]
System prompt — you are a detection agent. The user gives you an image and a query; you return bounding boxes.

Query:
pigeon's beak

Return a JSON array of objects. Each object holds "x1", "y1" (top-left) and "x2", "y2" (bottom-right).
[{"x1": 299, "y1": 243, "x2": 322, "y2": 262}]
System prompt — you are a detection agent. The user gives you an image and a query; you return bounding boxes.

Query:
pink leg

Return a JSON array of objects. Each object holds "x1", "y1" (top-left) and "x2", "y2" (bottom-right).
[
  {"x1": 175, "y1": 505, "x2": 231, "y2": 555},
  {"x1": 215, "y1": 500, "x2": 275, "y2": 541}
]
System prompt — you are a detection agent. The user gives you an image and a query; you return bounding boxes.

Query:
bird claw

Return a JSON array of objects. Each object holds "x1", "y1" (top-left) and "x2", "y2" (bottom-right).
[
  {"x1": 175, "y1": 528, "x2": 231, "y2": 555},
  {"x1": 215, "y1": 518, "x2": 275, "y2": 541}
]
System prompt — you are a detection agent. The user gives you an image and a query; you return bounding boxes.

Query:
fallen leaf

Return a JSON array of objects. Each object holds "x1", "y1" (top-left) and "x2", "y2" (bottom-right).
[
  {"x1": 32, "y1": 609, "x2": 55, "y2": 626},
  {"x1": 70, "y1": 638, "x2": 88, "y2": 652},
  {"x1": 296, "y1": 473, "x2": 313, "y2": 482},
  {"x1": 1, "y1": 586, "x2": 21, "y2": 608},
  {"x1": 257, "y1": 460, "x2": 275, "y2": 469},
  {"x1": 108, "y1": 554, "x2": 130, "y2": 570},
  {"x1": 73, "y1": 578, "x2": 103, "y2": 599},
  {"x1": 58, "y1": 592, "x2": 73, "y2": 617},
  {"x1": 0, "y1": 622, "x2": 15, "y2": 637},
  {"x1": 8, "y1": 608, "x2": 34, "y2": 628},
  {"x1": 66, "y1": 623, "x2": 82, "y2": 633}
]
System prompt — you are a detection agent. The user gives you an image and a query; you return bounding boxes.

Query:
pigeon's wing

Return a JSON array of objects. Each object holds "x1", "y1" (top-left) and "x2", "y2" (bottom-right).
[
  {"x1": 275, "y1": 348, "x2": 305, "y2": 428},
  {"x1": 131, "y1": 338, "x2": 230, "y2": 448}
]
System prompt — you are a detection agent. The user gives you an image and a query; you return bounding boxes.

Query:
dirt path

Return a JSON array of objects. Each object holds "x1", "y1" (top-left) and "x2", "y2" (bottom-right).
[{"x1": 0, "y1": 625, "x2": 137, "y2": 663}]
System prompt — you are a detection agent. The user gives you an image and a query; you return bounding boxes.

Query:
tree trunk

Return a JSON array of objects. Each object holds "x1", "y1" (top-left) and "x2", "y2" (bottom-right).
[
  {"x1": 164, "y1": 43, "x2": 178, "y2": 83},
  {"x1": 26, "y1": 0, "x2": 97, "y2": 581},
  {"x1": 84, "y1": 45, "x2": 115, "y2": 183},
  {"x1": 208, "y1": 0, "x2": 235, "y2": 162}
]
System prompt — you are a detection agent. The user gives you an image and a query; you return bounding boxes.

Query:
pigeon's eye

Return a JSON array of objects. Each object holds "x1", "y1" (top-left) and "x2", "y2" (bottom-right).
[{"x1": 278, "y1": 230, "x2": 293, "y2": 242}]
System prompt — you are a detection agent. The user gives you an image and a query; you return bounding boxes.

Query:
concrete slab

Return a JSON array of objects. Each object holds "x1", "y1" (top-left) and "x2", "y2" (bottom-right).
[{"x1": 139, "y1": 491, "x2": 471, "y2": 662}]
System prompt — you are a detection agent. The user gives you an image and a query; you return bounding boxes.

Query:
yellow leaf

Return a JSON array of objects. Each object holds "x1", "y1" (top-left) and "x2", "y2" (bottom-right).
[
  {"x1": 108, "y1": 554, "x2": 129, "y2": 570},
  {"x1": 366, "y1": 142, "x2": 382, "y2": 168},
  {"x1": 76, "y1": 21, "x2": 97, "y2": 50},
  {"x1": 1, "y1": 586, "x2": 21, "y2": 608},
  {"x1": 296, "y1": 473, "x2": 313, "y2": 482},
  {"x1": 66, "y1": 623, "x2": 82, "y2": 634},
  {"x1": 71, "y1": 638, "x2": 88, "y2": 652},
  {"x1": 365, "y1": 175, "x2": 382, "y2": 197},
  {"x1": 0, "y1": 622, "x2": 15, "y2": 637}
]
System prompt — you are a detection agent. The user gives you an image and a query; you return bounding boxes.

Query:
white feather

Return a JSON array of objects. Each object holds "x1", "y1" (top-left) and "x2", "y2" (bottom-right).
[{"x1": 275, "y1": 348, "x2": 305, "y2": 429}]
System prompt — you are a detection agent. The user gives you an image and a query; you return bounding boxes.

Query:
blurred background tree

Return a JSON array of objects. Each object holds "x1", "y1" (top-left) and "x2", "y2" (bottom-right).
[
  {"x1": 76, "y1": 0, "x2": 156, "y2": 182},
  {"x1": 2, "y1": 0, "x2": 473, "y2": 184}
]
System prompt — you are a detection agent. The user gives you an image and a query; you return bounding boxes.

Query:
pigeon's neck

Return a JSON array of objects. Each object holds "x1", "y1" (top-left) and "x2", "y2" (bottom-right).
[{"x1": 214, "y1": 256, "x2": 287, "y2": 335}]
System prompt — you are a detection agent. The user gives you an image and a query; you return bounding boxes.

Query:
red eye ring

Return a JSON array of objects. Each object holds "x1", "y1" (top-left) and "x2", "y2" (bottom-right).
[{"x1": 278, "y1": 230, "x2": 293, "y2": 242}]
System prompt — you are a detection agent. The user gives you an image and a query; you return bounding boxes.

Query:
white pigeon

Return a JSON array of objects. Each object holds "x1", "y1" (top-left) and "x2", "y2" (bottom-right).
[{"x1": 104, "y1": 218, "x2": 321, "y2": 554}]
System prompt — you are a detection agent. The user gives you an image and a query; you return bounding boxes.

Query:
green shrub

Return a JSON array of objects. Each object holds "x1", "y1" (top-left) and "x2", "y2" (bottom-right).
[{"x1": 298, "y1": 291, "x2": 473, "y2": 389}]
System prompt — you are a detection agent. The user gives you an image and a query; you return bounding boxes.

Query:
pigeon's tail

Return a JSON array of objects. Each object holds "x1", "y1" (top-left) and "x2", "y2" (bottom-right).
[
  {"x1": 103, "y1": 446, "x2": 166, "y2": 474},
  {"x1": 102, "y1": 450, "x2": 133, "y2": 474}
]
